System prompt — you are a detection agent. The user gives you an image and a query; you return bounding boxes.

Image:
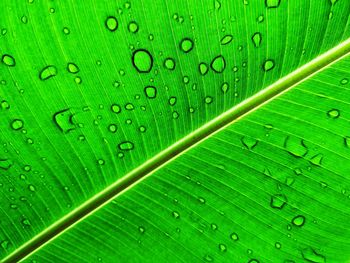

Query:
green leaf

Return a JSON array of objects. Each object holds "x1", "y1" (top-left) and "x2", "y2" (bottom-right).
[{"x1": 1, "y1": 0, "x2": 350, "y2": 262}]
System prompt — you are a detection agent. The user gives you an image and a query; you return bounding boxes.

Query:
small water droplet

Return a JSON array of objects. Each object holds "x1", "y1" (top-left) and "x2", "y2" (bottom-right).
[
  {"x1": 284, "y1": 136, "x2": 308, "y2": 158},
  {"x1": 211, "y1": 55, "x2": 226, "y2": 73},
  {"x1": 292, "y1": 215, "x2": 305, "y2": 227},
  {"x1": 144, "y1": 86, "x2": 157, "y2": 99},
  {"x1": 220, "y1": 35, "x2": 233, "y2": 45},
  {"x1": 218, "y1": 244, "x2": 226, "y2": 252},
  {"x1": 164, "y1": 58, "x2": 176, "y2": 70},
  {"x1": 301, "y1": 247, "x2": 325, "y2": 263},
  {"x1": 205, "y1": 96, "x2": 213, "y2": 104},
  {"x1": 39, "y1": 65, "x2": 57, "y2": 80},
  {"x1": 2, "y1": 54, "x2": 16, "y2": 67},
  {"x1": 270, "y1": 194, "x2": 287, "y2": 209},
  {"x1": 263, "y1": 59, "x2": 275, "y2": 72},
  {"x1": 111, "y1": 104, "x2": 121, "y2": 114},
  {"x1": 28, "y1": 184, "x2": 36, "y2": 192},
  {"x1": 67, "y1": 62, "x2": 79, "y2": 74},
  {"x1": 221, "y1": 82, "x2": 229, "y2": 93},
  {"x1": 108, "y1": 124, "x2": 117, "y2": 133},
  {"x1": 0, "y1": 159, "x2": 13, "y2": 170},
  {"x1": 128, "y1": 21, "x2": 139, "y2": 33},
  {"x1": 22, "y1": 218, "x2": 31, "y2": 226},
  {"x1": 138, "y1": 226, "x2": 145, "y2": 234},
  {"x1": 180, "y1": 38, "x2": 194, "y2": 53},
  {"x1": 214, "y1": 0, "x2": 221, "y2": 10},
  {"x1": 241, "y1": 136, "x2": 258, "y2": 150},
  {"x1": 172, "y1": 211, "x2": 180, "y2": 219},
  {"x1": 265, "y1": 0, "x2": 281, "y2": 8},
  {"x1": 105, "y1": 16, "x2": 118, "y2": 31},
  {"x1": 125, "y1": 103, "x2": 134, "y2": 111},
  {"x1": 63, "y1": 27, "x2": 70, "y2": 35},
  {"x1": 199, "y1": 62, "x2": 209, "y2": 75},
  {"x1": 1, "y1": 240, "x2": 9, "y2": 249},
  {"x1": 340, "y1": 78, "x2": 349, "y2": 85},
  {"x1": 327, "y1": 109, "x2": 340, "y2": 119},
  {"x1": 204, "y1": 255, "x2": 213, "y2": 262},
  {"x1": 275, "y1": 242, "x2": 282, "y2": 249},
  {"x1": 230, "y1": 232, "x2": 239, "y2": 241},
  {"x1": 11, "y1": 119, "x2": 24, "y2": 130},
  {"x1": 118, "y1": 141, "x2": 134, "y2": 151},
  {"x1": 132, "y1": 49, "x2": 153, "y2": 73},
  {"x1": 344, "y1": 136, "x2": 350, "y2": 148},
  {"x1": 1, "y1": 100, "x2": 10, "y2": 110},
  {"x1": 310, "y1": 154, "x2": 323, "y2": 166},
  {"x1": 252, "y1": 32, "x2": 262, "y2": 48}
]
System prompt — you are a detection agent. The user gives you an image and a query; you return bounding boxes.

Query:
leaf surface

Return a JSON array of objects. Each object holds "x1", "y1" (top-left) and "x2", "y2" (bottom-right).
[{"x1": 1, "y1": 0, "x2": 350, "y2": 262}]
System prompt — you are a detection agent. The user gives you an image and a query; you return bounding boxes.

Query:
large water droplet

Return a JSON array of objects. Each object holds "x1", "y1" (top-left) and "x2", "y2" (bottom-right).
[
  {"x1": 11, "y1": 119, "x2": 24, "y2": 130},
  {"x1": 53, "y1": 109, "x2": 76, "y2": 133},
  {"x1": 284, "y1": 136, "x2": 308, "y2": 158},
  {"x1": 39, "y1": 65, "x2": 57, "y2": 80},
  {"x1": 210, "y1": 55, "x2": 226, "y2": 73},
  {"x1": 67, "y1": 62, "x2": 79, "y2": 74},
  {"x1": 2, "y1": 54, "x2": 16, "y2": 67},
  {"x1": 292, "y1": 215, "x2": 305, "y2": 227},
  {"x1": 180, "y1": 38, "x2": 194, "y2": 53},
  {"x1": 105, "y1": 16, "x2": 118, "y2": 31},
  {"x1": 132, "y1": 49, "x2": 153, "y2": 73}
]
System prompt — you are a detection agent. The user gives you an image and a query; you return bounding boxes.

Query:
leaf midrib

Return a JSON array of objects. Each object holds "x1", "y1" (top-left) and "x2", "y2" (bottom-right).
[{"x1": 4, "y1": 38, "x2": 350, "y2": 263}]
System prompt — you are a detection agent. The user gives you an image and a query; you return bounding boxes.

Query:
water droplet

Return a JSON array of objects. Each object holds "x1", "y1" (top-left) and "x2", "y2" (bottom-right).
[
  {"x1": 214, "y1": 0, "x2": 221, "y2": 10},
  {"x1": 67, "y1": 62, "x2": 79, "y2": 74},
  {"x1": 310, "y1": 154, "x2": 323, "y2": 166},
  {"x1": 248, "y1": 259, "x2": 259, "y2": 263},
  {"x1": 128, "y1": 21, "x2": 139, "y2": 33},
  {"x1": 111, "y1": 104, "x2": 121, "y2": 114},
  {"x1": 1, "y1": 240, "x2": 9, "y2": 249},
  {"x1": 144, "y1": 86, "x2": 157, "y2": 99},
  {"x1": 327, "y1": 109, "x2": 340, "y2": 119},
  {"x1": 221, "y1": 82, "x2": 229, "y2": 93},
  {"x1": 53, "y1": 109, "x2": 76, "y2": 133},
  {"x1": 275, "y1": 242, "x2": 282, "y2": 249},
  {"x1": 284, "y1": 136, "x2": 308, "y2": 158},
  {"x1": 292, "y1": 215, "x2": 305, "y2": 227},
  {"x1": 340, "y1": 78, "x2": 349, "y2": 85},
  {"x1": 167, "y1": 97, "x2": 176, "y2": 106},
  {"x1": 270, "y1": 194, "x2": 287, "y2": 209},
  {"x1": 204, "y1": 255, "x2": 213, "y2": 262},
  {"x1": 344, "y1": 136, "x2": 350, "y2": 148},
  {"x1": 39, "y1": 65, "x2": 57, "y2": 80},
  {"x1": 199, "y1": 62, "x2": 209, "y2": 75},
  {"x1": 265, "y1": 0, "x2": 281, "y2": 8},
  {"x1": 105, "y1": 16, "x2": 118, "y2": 31},
  {"x1": 257, "y1": 15, "x2": 264, "y2": 22},
  {"x1": 301, "y1": 247, "x2": 325, "y2": 263},
  {"x1": 28, "y1": 184, "x2": 36, "y2": 192},
  {"x1": 198, "y1": 197, "x2": 206, "y2": 204},
  {"x1": 22, "y1": 218, "x2": 31, "y2": 226},
  {"x1": 205, "y1": 96, "x2": 213, "y2": 104},
  {"x1": 2, "y1": 54, "x2": 16, "y2": 67},
  {"x1": 118, "y1": 141, "x2": 134, "y2": 151},
  {"x1": 97, "y1": 159, "x2": 105, "y2": 165},
  {"x1": 172, "y1": 211, "x2": 180, "y2": 219},
  {"x1": 138, "y1": 126, "x2": 146, "y2": 133},
  {"x1": 63, "y1": 27, "x2": 70, "y2": 35},
  {"x1": 21, "y1": 15, "x2": 28, "y2": 24},
  {"x1": 11, "y1": 119, "x2": 24, "y2": 130},
  {"x1": 138, "y1": 226, "x2": 145, "y2": 234},
  {"x1": 125, "y1": 103, "x2": 134, "y2": 111},
  {"x1": 218, "y1": 244, "x2": 227, "y2": 252},
  {"x1": 220, "y1": 35, "x2": 233, "y2": 45},
  {"x1": 180, "y1": 38, "x2": 194, "y2": 53},
  {"x1": 172, "y1": 111, "x2": 179, "y2": 119},
  {"x1": 211, "y1": 55, "x2": 226, "y2": 73},
  {"x1": 132, "y1": 49, "x2": 153, "y2": 73},
  {"x1": 108, "y1": 124, "x2": 117, "y2": 133},
  {"x1": 164, "y1": 58, "x2": 175, "y2": 70},
  {"x1": 241, "y1": 136, "x2": 258, "y2": 150},
  {"x1": 0, "y1": 159, "x2": 13, "y2": 170},
  {"x1": 230, "y1": 232, "x2": 239, "y2": 241},
  {"x1": 263, "y1": 59, "x2": 275, "y2": 72},
  {"x1": 252, "y1": 32, "x2": 262, "y2": 48}
]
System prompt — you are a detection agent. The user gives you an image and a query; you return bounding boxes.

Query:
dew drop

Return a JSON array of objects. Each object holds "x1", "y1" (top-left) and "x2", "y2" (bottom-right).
[
  {"x1": 28, "y1": 184, "x2": 36, "y2": 192},
  {"x1": 275, "y1": 242, "x2": 282, "y2": 249},
  {"x1": 301, "y1": 247, "x2": 325, "y2": 263},
  {"x1": 199, "y1": 62, "x2": 209, "y2": 75},
  {"x1": 164, "y1": 58, "x2": 176, "y2": 70},
  {"x1": 63, "y1": 27, "x2": 70, "y2": 35},
  {"x1": 241, "y1": 136, "x2": 258, "y2": 150},
  {"x1": 230, "y1": 232, "x2": 239, "y2": 241},
  {"x1": 340, "y1": 78, "x2": 349, "y2": 85},
  {"x1": 220, "y1": 35, "x2": 233, "y2": 45},
  {"x1": 205, "y1": 96, "x2": 213, "y2": 104},
  {"x1": 284, "y1": 136, "x2": 308, "y2": 158},
  {"x1": 128, "y1": 21, "x2": 139, "y2": 33},
  {"x1": 125, "y1": 103, "x2": 134, "y2": 111},
  {"x1": 265, "y1": 0, "x2": 281, "y2": 8},
  {"x1": 11, "y1": 119, "x2": 24, "y2": 130},
  {"x1": 214, "y1": 0, "x2": 221, "y2": 10},
  {"x1": 0, "y1": 159, "x2": 13, "y2": 170},
  {"x1": 67, "y1": 62, "x2": 79, "y2": 74},
  {"x1": 54, "y1": 110, "x2": 77, "y2": 135},
  {"x1": 138, "y1": 226, "x2": 145, "y2": 234},
  {"x1": 2, "y1": 54, "x2": 16, "y2": 67},
  {"x1": 118, "y1": 141, "x2": 134, "y2": 151},
  {"x1": 22, "y1": 218, "x2": 31, "y2": 226},
  {"x1": 252, "y1": 32, "x2": 262, "y2": 48},
  {"x1": 169, "y1": 97, "x2": 177, "y2": 106},
  {"x1": 310, "y1": 154, "x2": 323, "y2": 166},
  {"x1": 218, "y1": 244, "x2": 227, "y2": 252},
  {"x1": 270, "y1": 194, "x2": 287, "y2": 209},
  {"x1": 111, "y1": 104, "x2": 121, "y2": 114},
  {"x1": 292, "y1": 215, "x2": 305, "y2": 227},
  {"x1": 144, "y1": 86, "x2": 157, "y2": 99},
  {"x1": 180, "y1": 38, "x2": 194, "y2": 53},
  {"x1": 105, "y1": 16, "x2": 118, "y2": 31},
  {"x1": 172, "y1": 211, "x2": 180, "y2": 219},
  {"x1": 132, "y1": 49, "x2": 153, "y2": 73},
  {"x1": 1, "y1": 240, "x2": 9, "y2": 249},
  {"x1": 211, "y1": 55, "x2": 226, "y2": 73},
  {"x1": 39, "y1": 65, "x2": 57, "y2": 80},
  {"x1": 108, "y1": 124, "x2": 117, "y2": 133},
  {"x1": 327, "y1": 109, "x2": 340, "y2": 119},
  {"x1": 344, "y1": 136, "x2": 350, "y2": 148},
  {"x1": 263, "y1": 59, "x2": 275, "y2": 72},
  {"x1": 221, "y1": 82, "x2": 229, "y2": 93}
]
